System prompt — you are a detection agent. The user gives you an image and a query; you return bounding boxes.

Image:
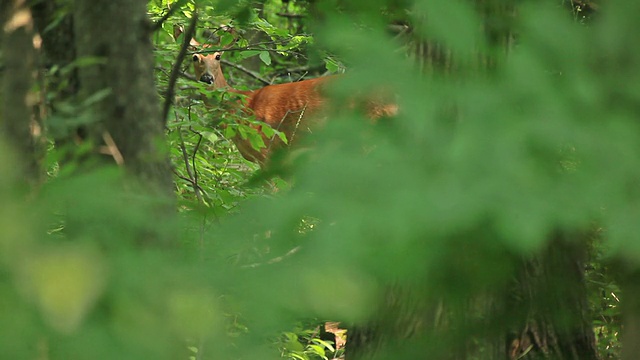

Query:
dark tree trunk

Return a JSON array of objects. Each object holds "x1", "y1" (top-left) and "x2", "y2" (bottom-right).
[
  {"x1": 617, "y1": 269, "x2": 640, "y2": 360},
  {"x1": 0, "y1": 0, "x2": 42, "y2": 184},
  {"x1": 67, "y1": 0, "x2": 176, "y2": 248},
  {"x1": 507, "y1": 235, "x2": 599, "y2": 360},
  {"x1": 30, "y1": 0, "x2": 79, "y2": 159},
  {"x1": 72, "y1": 0, "x2": 174, "y2": 198},
  {"x1": 347, "y1": 286, "x2": 433, "y2": 359},
  {"x1": 31, "y1": 0, "x2": 77, "y2": 99}
]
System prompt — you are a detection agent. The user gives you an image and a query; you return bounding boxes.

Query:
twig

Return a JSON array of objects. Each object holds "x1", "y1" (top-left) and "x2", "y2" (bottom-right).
[
  {"x1": 221, "y1": 59, "x2": 271, "y2": 85},
  {"x1": 191, "y1": 128, "x2": 203, "y2": 196},
  {"x1": 172, "y1": 170, "x2": 205, "y2": 193},
  {"x1": 152, "y1": 0, "x2": 189, "y2": 32},
  {"x1": 241, "y1": 246, "x2": 302, "y2": 268},
  {"x1": 177, "y1": 119, "x2": 204, "y2": 204},
  {"x1": 180, "y1": 71, "x2": 197, "y2": 81},
  {"x1": 270, "y1": 64, "x2": 325, "y2": 76},
  {"x1": 189, "y1": 127, "x2": 231, "y2": 189},
  {"x1": 276, "y1": 12, "x2": 306, "y2": 18},
  {"x1": 176, "y1": 108, "x2": 204, "y2": 204},
  {"x1": 162, "y1": 13, "x2": 197, "y2": 127},
  {"x1": 294, "y1": 71, "x2": 308, "y2": 82},
  {"x1": 387, "y1": 23, "x2": 411, "y2": 36},
  {"x1": 99, "y1": 131, "x2": 125, "y2": 165}
]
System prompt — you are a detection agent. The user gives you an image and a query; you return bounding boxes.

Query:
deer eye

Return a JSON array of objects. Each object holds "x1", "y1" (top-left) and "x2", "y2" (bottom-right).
[
  {"x1": 192, "y1": 54, "x2": 199, "y2": 62},
  {"x1": 215, "y1": 54, "x2": 221, "y2": 60}
]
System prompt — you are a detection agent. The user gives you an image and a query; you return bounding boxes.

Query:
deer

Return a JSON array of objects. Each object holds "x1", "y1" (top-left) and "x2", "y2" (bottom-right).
[{"x1": 175, "y1": 26, "x2": 397, "y2": 167}]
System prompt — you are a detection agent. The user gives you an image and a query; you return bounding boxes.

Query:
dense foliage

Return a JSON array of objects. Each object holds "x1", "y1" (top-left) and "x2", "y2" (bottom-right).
[{"x1": 1, "y1": 0, "x2": 635, "y2": 359}]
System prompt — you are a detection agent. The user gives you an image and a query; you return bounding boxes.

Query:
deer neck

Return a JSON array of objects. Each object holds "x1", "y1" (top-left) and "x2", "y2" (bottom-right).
[
  {"x1": 212, "y1": 69, "x2": 254, "y2": 97},
  {"x1": 213, "y1": 68, "x2": 230, "y2": 89}
]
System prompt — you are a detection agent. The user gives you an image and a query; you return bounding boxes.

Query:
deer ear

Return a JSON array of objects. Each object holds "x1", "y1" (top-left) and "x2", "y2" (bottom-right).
[
  {"x1": 174, "y1": 24, "x2": 201, "y2": 49},
  {"x1": 173, "y1": 24, "x2": 184, "y2": 42},
  {"x1": 188, "y1": 37, "x2": 201, "y2": 52}
]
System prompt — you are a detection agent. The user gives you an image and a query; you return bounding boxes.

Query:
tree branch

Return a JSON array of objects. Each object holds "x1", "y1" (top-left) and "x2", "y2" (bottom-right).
[
  {"x1": 162, "y1": 13, "x2": 197, "y2": 127},
  {"x1": 267, "y1": 64, "x2": 327, "y2": 78},
  {"x1": 190, "y1": 128, "x2": 203, "y2": 200},
  {"x1": 276, "y1": 12, "x2": 306, "y2": 18},
  {"x1": 177, "y1": 126, "x2": 204, "y2": 204},
  {"x1": 191, "y1": 39, "x2": 294, "y2": 54},
  {"x1": 221, "y1": 59, "x2": 271, "y2": 85}
]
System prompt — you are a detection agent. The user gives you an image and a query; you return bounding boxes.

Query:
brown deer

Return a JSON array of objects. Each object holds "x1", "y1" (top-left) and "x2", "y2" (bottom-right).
[{"x1": 176, "y1": 26, "x2": 397, "y2": 167}]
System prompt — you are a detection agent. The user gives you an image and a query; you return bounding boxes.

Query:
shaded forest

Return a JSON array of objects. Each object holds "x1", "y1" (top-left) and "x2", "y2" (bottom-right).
[{"x1": 1, "y1": 0, "x2": 637, "y2": 359}]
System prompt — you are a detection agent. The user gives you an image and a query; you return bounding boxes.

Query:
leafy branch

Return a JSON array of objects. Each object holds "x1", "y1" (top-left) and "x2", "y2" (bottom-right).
[
  {"x1": 190, "y1": 39, "x2": 303, "y2": 55},
  {"x1": 151, "y1": 0, "x2": 190, "y2": 32}
]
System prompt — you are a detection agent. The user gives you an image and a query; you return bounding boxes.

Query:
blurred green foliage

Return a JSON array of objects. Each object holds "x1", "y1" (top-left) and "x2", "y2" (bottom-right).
[{"x1": 0, "y1": 0, "x2": 634, "y2": 359}]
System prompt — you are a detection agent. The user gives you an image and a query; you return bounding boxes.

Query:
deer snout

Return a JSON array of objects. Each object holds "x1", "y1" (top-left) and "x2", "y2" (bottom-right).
[{"x1": 200, "y1": 74, "x2": 214, "y2": 84}]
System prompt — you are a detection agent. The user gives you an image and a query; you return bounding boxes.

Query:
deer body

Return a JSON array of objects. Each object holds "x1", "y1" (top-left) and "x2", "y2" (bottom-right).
[{"x1": 234, "y1": 76, "x2": 334, "y2": 163}]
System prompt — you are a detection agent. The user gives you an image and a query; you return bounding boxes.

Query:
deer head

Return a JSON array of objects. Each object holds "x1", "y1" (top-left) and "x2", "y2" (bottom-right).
[{"x1": 174, "y1": 24, "x2": 237, "y2": 89}]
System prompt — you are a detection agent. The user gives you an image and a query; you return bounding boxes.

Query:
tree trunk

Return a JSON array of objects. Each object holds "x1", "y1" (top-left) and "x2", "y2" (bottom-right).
[
  {"x1": 0, "y1": 0, "x2": 42, "y2": 184},
  {"x1": 73, "y1": 0, "x2": 174, "y2": 199},
  {"x1": 346, "y1": 1, "x2": 599, "y2": 359},
  {"x1": 507, "y1": 235, "x2": 599, "y2": 360},
  {"x1": 31, "y1": 0, "x2": 77, "y2": 100},
  {"x1": 30, "y1": 0, "x2": 79, "y2": 164},
  {"x1": 617, "y1": 269, "x2": 640, "y2": 360},
  {"x1": 69, "y1": 0, "x2": 175, "y2": 247}
]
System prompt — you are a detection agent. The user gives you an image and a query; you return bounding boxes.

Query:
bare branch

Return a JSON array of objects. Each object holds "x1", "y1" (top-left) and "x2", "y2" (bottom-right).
[
  {"x1": 162, "y1": 13, "x2": 197, "y2": 127},
  {"x1": 176, "y1": 112, "x2": 204, "y2": 203},
  {"x1": 276, "y1": 12, "x2": 306, "y2": 19},
  {"x1": 190, "y1": 39, "x2": 294, "y2": 54},
  {"x1": 221, "y1": 59, "x2": 271, "y2": 85},
  {"x1": 191, "y1": 128, "x2": 203, "y2": 198},
  {"x1": 99, "y1": 131, "x2": 125, "y2": 165},
  {"x1": 241, "y1": 246, "x2": 302, "y2": 268}
]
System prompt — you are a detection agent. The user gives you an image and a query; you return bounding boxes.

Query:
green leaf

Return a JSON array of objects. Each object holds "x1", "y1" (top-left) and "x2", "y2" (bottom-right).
[
  {"x1": 201, "y1": 131, "x2": 219, "y2": 144},
  {"x1": 81, "y1": 88, "x2": 113, "y2": 107},
  {"x1": 276, "y1": 131, "x2": 288, "y2": 144},
  {"x1": 283, "y1": 333, "x2": 304, "y2": 352},
  {"x1": 311, "y1": 338, "x2": 335, "y2": 352},
  {"x1": 259, "y1": 51, "x2": 271, "y2": 65},
  {"x1": 224, "y1": 126, "x2": 236, "y2": 138},
  {"x1": 220, "y1": 32, "x2": 236, "y2": 47},
  {"x1": 324, "y1": 57, "x2": 342, "y2": 73},
  {"x1": 240, "y1": 50, "x2": 260, "y2": 59},
  {"x1": 261, "y1": 124, "x2": 274, "y2": 138},
  {"x1": 307, "y1": 344, "x2": 326, "y2": 356},
  {"x1": 248, "y1": 133, "x2": 265, "y2": 151},
  {"x1": 237, "y1": 126, "x2": 247, "y2": 139}
]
